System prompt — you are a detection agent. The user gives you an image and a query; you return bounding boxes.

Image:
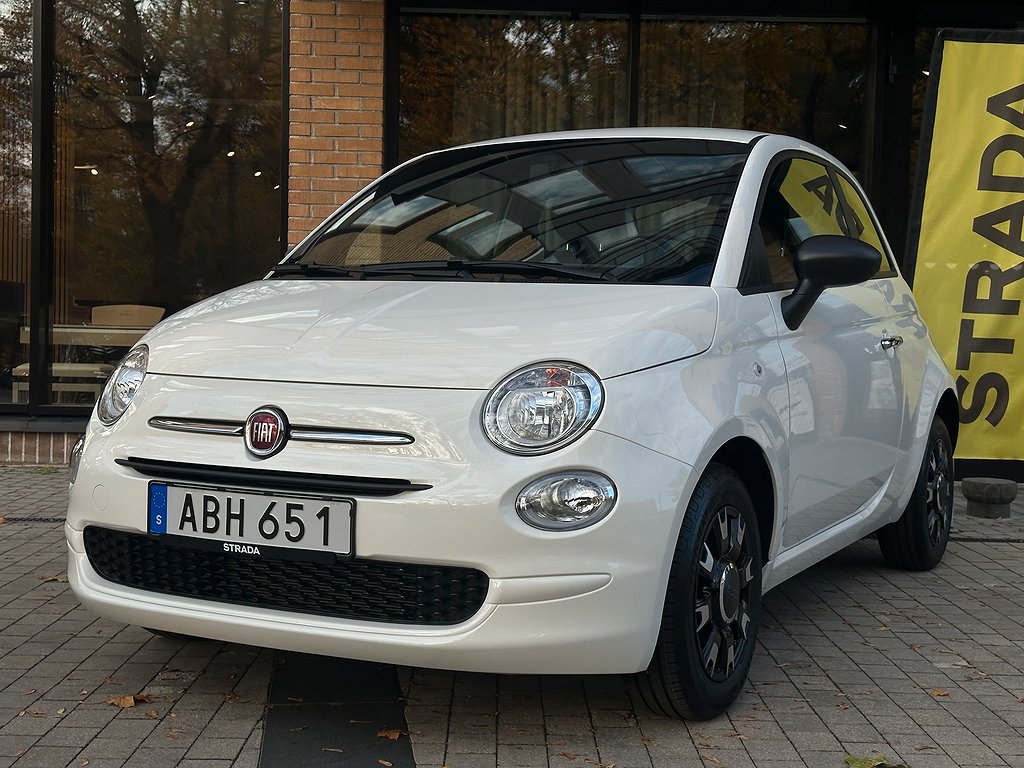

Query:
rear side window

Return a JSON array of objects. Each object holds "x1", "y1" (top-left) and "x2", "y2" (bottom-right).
[{"x1": 835, "y1": 174, "x2": 896, "y2": 274}]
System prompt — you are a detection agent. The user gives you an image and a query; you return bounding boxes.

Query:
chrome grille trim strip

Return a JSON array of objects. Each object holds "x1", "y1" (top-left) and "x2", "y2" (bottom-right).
[
  {"x1": 289, "y1": 428, "x2": 414, "y2": 446},
  {"x1": 148, "y1": 417, "x2": 415, "y2": 446},
  {"x1": 148, "y1": 418, "x2": 244, "y2": 436}
]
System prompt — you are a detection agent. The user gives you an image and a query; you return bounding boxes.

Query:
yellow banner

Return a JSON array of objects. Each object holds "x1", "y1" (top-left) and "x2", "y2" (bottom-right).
[{"x1": 913, "y1": 34, "x2": 1024, "y2": 460}]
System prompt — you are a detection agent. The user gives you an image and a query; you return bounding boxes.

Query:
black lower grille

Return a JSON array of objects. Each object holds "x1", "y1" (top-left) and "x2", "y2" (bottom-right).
[{"x1": 84, "y1": 526, "x2": 488, "y2": 626}]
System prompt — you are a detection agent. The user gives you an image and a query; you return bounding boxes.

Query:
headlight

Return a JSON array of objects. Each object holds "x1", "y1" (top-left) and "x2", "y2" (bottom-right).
[
  {"x1": 516, "y1": 471, "x2": 617, "y2": 530},
  {"x1": 97, "y1": 345, "x2": 149, "y2": 425},
  {"x1": 483, "y1": 362, "x2": 603, "y2": 455}
]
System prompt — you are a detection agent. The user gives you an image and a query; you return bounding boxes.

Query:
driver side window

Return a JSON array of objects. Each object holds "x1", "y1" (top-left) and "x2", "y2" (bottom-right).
[{"x1": 744, "y1": 157, "x2": 848, "y2": 289}]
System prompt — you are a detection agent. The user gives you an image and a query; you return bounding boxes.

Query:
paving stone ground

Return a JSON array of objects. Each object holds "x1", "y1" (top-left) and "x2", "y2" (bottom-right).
[{"x1": 1, "y1": 463, "x2": 1023, "y2": 768}]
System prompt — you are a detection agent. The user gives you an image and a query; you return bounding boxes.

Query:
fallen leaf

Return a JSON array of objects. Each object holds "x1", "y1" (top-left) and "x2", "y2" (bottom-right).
[
  {"x1": 146, "y1": 710, "x2": 159, "y2": 719},
  {"x1": 290, "y1": 725, "x2": 308, "y2": 732},
  {"x1": 377, "y1": 729, "x2": 402, "y2": 741},
  {"x1": 322, "y1": 747, "x2": 344, "y2": 753},
  {"x1": 107, "y1": 693, "x2": 152, "y2": 708},
  {"x1": 379, "y1": 761, "x2": 393, "y2": 767},
  {"x1": 558, "y1": 753, "x2": 577, "y2": 761},
  {"x1": 23, "y1": 688, "x2": 36, "y2": 695},
  {"x1": 930, "y1": 689, "x2": 950, "y2": 697},
  {"x1": 102, "y1": 677, "x2": 120, "y2": 685},
  {"x1": 349, "y1": 719, "x2": 372, "y2": 724},
  {"x1": 79, "y1": 689, "x2": 89, "y2": 696},
  {"x1": 222, "y1": 691, "x2": 244, "y2": 703},
  {"x1": 287, "y1": 696, "x2": 304, "y2": 703},
  {"x1": 914, "y1": 745, "x2": 937, "y2": 751},
  {"x1": 35, "y1": 466, "x2": 58, "y2": 474},
  {"x1": 724, "y1": 731, "x2": 747, "y2": 740},
  {"x1": 81, "y1": 760, "x2": 90, "y2": 766},
  {"x1": 40, "y1": 573, "x2": 69, "y2": 583},
  {"x1": 876, "y1": 626, "x2": 891, "y2": 632},
  {"x1": 24, "y1": 709, "x2": 46, "y2": 718},
  {"x1": 837, "y1": 702, "x2": 850, "y2": 710},
  {"x1": 56, "y1": 707, "x2": 66, "y2": 715},
  {"x1": 640, "y1": 735, "x2": 655, "y2": 746},
  {"x1": 0, "y1": 517, "x2": 6, "y2": 525}
]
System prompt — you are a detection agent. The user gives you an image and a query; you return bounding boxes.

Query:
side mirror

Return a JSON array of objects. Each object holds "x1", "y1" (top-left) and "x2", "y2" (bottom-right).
[{"x1": 780, "y1": 235, "x2": 882, "y2": 330}]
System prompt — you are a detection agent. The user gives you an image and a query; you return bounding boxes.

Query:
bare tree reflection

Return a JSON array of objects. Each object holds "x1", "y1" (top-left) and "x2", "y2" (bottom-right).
[{"x1": 53, "y1": 0, "x2": 282, "y2": 312}]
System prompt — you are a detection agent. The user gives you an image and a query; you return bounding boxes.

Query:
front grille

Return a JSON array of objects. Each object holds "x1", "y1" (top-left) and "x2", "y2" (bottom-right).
[
  {"x1": 84, "y1": 527, "x2": 488, "y2": 626},
  {"x1": 115, "y1": 457, "x2": 432, "y2": 497}
]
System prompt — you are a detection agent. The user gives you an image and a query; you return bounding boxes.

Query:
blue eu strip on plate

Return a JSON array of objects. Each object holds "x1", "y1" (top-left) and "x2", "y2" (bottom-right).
[{"x1": 149, "y1": 483, "x2": 168, "y2": 534}]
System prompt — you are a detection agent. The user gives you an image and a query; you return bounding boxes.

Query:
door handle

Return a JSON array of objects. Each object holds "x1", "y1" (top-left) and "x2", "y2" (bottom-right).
[{"x1": 880, "y1": 335, "x2": 903, "y2": 350}]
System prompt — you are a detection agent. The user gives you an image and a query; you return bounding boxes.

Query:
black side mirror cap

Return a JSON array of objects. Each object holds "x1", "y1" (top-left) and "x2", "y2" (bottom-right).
[{"x1": 780, "y1": 235, "x2": 882, "y2": 331}]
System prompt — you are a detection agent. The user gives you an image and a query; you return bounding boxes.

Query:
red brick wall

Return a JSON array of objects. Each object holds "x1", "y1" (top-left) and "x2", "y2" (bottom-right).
[
  {"x1": 0, "y1": 432, "x2": 79, "y2": 465},
  {"x1": 288, "y1": 0, "x2": 385, "y2": 249}
]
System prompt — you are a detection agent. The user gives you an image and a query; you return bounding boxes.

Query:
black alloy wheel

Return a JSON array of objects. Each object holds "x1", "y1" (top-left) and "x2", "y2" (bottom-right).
[
  {"x1": 694, "y1": 503, "x2": 757, "y2": 683},
  {"x1": 878, "y1": 417, "x2": 954, "y2": 571},
  {"x1": 633, "y1": 463, "x2": 762, "y2": 720},
  {"x1": 924, "y1": 433, "x2": 953, "y2": 547}
]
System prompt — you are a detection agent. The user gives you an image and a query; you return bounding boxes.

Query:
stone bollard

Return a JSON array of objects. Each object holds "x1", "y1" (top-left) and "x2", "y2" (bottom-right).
[{"x1": 961, "y1": 477, "x2": 1018, "y2": 519}]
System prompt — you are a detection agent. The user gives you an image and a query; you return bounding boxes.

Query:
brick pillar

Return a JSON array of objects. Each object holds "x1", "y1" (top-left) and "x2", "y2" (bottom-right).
[{"x1": 288, "y1": 0, "x2": 385, "y2": 248}]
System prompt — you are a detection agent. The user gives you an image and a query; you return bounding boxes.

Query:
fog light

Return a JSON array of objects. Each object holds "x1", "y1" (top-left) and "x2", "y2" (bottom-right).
[
  {"x1": 69, "y1": 436, "x2": 85, "y2": 487},
  {"x1": 516, "y1": 472, "x2": 616, "y2": 531}
]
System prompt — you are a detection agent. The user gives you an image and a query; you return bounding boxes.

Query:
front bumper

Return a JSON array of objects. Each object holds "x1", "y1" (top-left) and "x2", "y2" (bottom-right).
[{"x1": 66, "y1": 374, "x2": 696, "y2": 674}]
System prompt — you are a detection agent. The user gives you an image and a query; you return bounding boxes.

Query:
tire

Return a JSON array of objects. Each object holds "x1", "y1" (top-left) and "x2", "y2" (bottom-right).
[
  {"x1": 878, "y1": 417, "x2": 954, "y2": 571},
  {"x1": 632, "y1": 463, "x2": 762, "y2": 720}
]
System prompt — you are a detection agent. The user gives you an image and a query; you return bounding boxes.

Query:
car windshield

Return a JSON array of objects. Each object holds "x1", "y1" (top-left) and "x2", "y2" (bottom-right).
[{"x1": 283, "y1": 138, "x2": 749, "y2": 285}]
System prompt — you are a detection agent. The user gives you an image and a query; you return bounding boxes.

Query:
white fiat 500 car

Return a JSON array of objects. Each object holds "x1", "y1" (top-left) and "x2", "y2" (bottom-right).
[{"x1": 67, "y1": 129, "x2": 957, "y2": 720}]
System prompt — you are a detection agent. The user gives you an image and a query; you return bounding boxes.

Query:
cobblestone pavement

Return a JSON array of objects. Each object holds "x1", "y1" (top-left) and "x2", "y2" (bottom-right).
[{"x1": 2, "y1": 464, "x2": 1024, "y2": 768}]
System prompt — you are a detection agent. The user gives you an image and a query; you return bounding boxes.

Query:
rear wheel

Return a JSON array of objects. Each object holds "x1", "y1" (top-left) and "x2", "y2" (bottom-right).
[
  {"x1": 878, "y1": 417, "x2": 954, "y2": 571},
  {"x1": 633, "y1": 463, "x2": 762, "y2": 720}
]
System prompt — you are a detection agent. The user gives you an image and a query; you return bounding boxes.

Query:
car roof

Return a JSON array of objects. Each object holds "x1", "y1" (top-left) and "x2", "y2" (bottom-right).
[{"x1": 461, "y1": 127, "x2": 768, "y2": 148}]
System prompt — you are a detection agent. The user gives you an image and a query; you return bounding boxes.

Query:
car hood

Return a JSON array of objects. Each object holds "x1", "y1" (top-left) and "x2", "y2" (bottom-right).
[{"x1": 143, "y1": 280, "x2": 718, "y2": 388}]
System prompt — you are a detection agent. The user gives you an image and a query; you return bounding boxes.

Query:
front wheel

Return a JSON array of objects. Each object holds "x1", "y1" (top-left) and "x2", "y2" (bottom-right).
[
  {"x1": 632, "y1": 463, "x2": 762, "y2": 720},
  {"x1": 878, "y1": 417, "x2": 954, "y2": 571}
]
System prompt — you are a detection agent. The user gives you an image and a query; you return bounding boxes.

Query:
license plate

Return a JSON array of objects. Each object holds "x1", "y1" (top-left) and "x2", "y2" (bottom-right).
[{"x1": 148, "y1": 481, "x2": 354, "y2": 560}]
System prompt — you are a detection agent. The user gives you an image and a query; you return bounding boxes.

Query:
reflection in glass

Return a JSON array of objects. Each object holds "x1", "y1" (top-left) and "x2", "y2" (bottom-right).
[
  {"x1": 47, "y1": 0, "x2": 283, "y2": 405},
  {"x1": 639, "y1": 21, "x2": 868, "y2": 173},
  {"x1": 398, "y1": 14, "x2": 629, "y2": 162},
  {"x1": 294, "y1": 139, "x2": 747, "y2": 286},
  {"x1": 0, "y1": 0, "x2": 31, "y2": 403},
  {"x1": 911, "y1": 29, "x2": 938, "y2": 183}
]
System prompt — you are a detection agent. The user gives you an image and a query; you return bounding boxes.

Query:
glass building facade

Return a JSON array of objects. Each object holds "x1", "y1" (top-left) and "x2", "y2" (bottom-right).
[
  {"x1": 0, "y1": 0, "x2": 1020, "y2": 443},
  {"x1": 1, "y1": 0, "x2": 284, "y2": 411}
]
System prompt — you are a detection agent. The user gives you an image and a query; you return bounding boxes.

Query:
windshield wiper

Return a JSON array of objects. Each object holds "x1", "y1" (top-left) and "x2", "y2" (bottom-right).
[
  {"x1": 270, "y1": 259, "x2": 616, "y2": 282},
  {"x1": 352, "y1": 260, "x2": 617, "y2": 282},
  {"x1": 269, "y1": 262, "x2": 366, "y2": 278}
]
